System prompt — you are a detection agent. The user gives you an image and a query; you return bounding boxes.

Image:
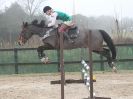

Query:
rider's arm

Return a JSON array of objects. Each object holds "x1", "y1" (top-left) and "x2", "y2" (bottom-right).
[{"x1": 47, "y1": 12, "x2": 58, "y2": 27}]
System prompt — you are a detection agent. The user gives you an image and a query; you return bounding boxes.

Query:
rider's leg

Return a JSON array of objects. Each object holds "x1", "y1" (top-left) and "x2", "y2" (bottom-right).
[
  {"x1": 64, "y1": 32, "x2": 74, "y2": 43},
  {"x1": 41, "y1": 28, "x2": 54, "y2": 41},
  {"x1": 58, "y1": 23, "x2": 74, "y2": 43}
]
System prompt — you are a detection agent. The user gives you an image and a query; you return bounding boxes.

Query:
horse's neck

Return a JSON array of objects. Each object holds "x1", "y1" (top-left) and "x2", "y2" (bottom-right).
[
  {"x1": 34, "y1": 28, "x2": 47, "y2": 37},
  {"x1": 33, "y1": 26, "x2": 58, "y2": 38},
  {"x1": 42, "y1": 28, "x2": 59, "y2": 48}
]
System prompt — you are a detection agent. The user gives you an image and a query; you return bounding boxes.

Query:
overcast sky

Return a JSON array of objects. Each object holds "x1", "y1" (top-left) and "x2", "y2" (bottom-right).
[{"x1": 1, "y1": 0, "x2": 133, "y2": 19}]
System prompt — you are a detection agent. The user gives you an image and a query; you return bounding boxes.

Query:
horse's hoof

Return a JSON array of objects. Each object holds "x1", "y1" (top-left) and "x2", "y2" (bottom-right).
[
  {"x1": 40, "y1": 57, "x2": 49, "y2": 64},
  {"x1": 112, "y1": 66, "x2": 117, "y2": 73}
]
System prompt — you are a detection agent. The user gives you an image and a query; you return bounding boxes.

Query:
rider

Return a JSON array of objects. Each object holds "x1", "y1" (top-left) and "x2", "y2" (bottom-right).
[{"x1": 43, "y1": 6, "x2": 74, "y2": 43}]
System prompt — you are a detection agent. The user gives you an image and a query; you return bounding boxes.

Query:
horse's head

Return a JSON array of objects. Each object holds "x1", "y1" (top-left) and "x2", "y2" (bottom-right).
[
  {"x1": 18, "y1": 20, "x2": 46, "y2": 46},
  {"x1": 18, "y1": 21, "x2": 33, "y2": 46}
]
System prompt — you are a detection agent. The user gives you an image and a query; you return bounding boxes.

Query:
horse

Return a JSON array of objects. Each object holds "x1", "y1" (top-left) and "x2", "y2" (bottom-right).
[{"x1": 18, "y1": 20, "x2": 117, "y2": 72}]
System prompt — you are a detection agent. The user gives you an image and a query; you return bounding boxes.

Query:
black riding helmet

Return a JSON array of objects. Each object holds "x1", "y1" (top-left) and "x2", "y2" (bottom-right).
[{"x1": 43, "y1": 6, "x2": 52, "y2": 13}]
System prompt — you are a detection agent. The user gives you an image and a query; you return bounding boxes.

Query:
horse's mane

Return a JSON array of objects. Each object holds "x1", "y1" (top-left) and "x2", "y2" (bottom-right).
[
  {"x1": 23, "y1": 19, "x2": 45, "y2": 28},
  {"x1": 31, "y1": 19, "x2": 45, "y2": 28}
]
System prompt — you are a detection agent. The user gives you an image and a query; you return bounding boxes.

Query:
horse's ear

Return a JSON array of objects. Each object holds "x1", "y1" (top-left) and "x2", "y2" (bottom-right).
[{"x1": 32, "y1": 19, "x2": 38, "y2": 25}]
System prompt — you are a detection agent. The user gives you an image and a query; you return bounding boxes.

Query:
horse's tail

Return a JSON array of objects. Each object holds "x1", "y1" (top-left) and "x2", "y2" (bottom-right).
[{"x1": 99, "y1": 30, "x2": 116, "y2": 60}]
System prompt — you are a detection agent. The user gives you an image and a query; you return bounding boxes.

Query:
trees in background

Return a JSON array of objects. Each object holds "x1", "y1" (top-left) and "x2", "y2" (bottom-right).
[
  {"x1": 17, "y1": 0, "x2": 46, "y2": 21},
  {"x1": 0, "y1": 3, "x2": 27, "y2": 44},
  {"x1": 0, "y1": 2, "x2": 133, "y2": 48}
]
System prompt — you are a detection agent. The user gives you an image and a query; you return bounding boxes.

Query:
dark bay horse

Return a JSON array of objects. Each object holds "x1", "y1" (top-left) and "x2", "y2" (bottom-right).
[{"x1": 18, "y1": 20, "x2": 117, "y2": 71}]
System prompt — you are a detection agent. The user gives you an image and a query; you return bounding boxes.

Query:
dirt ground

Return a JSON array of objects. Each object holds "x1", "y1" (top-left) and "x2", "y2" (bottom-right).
[{"x1": 0, "y1": 71, "x2": 133, "y2": 99}]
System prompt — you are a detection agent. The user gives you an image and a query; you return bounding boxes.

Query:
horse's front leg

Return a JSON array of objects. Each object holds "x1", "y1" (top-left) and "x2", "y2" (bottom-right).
[{"x1": 37, "y1": 45, "x2": 49, "y2": 63}]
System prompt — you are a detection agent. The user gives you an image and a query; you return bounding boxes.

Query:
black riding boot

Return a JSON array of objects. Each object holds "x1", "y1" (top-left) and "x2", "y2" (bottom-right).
[{"x1": 64, "y1": 32, "x2": 74, "y2": 43}]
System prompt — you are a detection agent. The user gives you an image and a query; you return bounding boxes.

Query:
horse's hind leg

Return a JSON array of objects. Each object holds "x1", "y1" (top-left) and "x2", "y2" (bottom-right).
[
  {"x1": 103, "y1": 48, "x2": 114, "y2": 68},
  {"x1": 101, "y1": 48, "x2": 117, "y2": 72},
  {"x1": 93, "y1": 48, "x2": 117, "y2": 72},
  {"x1": 93, "y1": 48, "x2": 113, "y2": 68}
]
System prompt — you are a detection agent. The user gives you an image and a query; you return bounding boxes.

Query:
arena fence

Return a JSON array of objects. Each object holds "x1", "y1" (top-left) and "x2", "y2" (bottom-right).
[{"x1": 0, "y1": 44, "x2": 133, "y2": 74}]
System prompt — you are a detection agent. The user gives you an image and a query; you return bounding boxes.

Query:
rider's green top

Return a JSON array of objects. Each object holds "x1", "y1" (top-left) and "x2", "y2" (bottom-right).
[{"x1": 55, "y1": 11, "x2": 72, "y2": 21}]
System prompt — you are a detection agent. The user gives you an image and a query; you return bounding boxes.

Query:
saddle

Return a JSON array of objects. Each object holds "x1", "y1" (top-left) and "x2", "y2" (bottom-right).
[
  {"x1": 58, "y1": 24, "x2": 79, "y2": 39},
  {"x1": 68, "y1": 26, "x2": 79, "y2": 39},
  {"x1": 42, "y1": 24, "x2": 79, "y2": 43}
]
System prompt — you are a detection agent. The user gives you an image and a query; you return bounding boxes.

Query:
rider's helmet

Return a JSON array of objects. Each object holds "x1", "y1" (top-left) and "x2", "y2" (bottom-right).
[{"x1": 43, "y1": 6, "x2": 52, "y2": 13}]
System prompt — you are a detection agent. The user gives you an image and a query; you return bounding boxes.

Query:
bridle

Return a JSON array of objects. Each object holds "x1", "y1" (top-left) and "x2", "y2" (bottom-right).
[{"x1": 18, "y1": 27, "x2": 28, "y2": 44}]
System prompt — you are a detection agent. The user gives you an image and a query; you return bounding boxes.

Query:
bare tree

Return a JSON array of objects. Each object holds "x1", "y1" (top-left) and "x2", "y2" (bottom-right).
[{"x1": 18, "y1": 0, "x2": 46, "y2": 20}]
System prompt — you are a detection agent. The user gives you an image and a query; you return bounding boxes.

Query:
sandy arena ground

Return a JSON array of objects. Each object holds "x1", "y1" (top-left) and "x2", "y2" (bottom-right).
[{"x1": 0, "y1": 71, "x2": 133, "y2": 99}]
